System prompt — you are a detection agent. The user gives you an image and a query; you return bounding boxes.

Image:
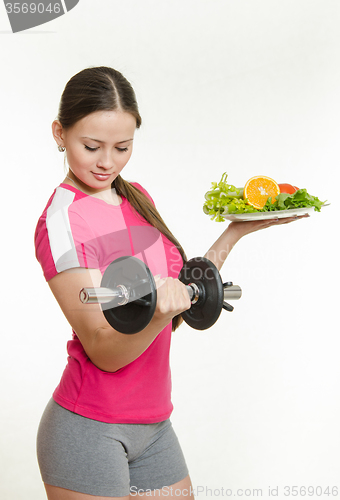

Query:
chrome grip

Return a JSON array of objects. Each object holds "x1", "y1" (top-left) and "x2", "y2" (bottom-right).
[{"x1": 79, "y1": 287, "x2": 121, "y2": 304}]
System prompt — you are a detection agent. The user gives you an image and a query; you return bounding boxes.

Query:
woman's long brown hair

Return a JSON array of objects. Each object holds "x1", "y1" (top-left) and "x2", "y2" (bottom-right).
[{"x1": 57, "y1": 66, "x2": 187, "y2": 331}]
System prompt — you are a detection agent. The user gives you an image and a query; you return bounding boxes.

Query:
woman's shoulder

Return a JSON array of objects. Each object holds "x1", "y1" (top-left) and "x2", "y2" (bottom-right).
[
  {"x1": 36, "y1": 184, "x2": 86, "y2": 219},
  {"x1": 34, "y1": 185, "x2": 98, "y2": 282}
]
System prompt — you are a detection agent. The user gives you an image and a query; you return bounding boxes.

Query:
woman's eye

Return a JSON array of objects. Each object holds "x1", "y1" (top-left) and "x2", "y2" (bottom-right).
[
  {"x1": 116, "y1": 147, "x2": 129, "y2": 152},
  {"x1": 84, "y1": 145, "x2": 99, "y2": 152}
]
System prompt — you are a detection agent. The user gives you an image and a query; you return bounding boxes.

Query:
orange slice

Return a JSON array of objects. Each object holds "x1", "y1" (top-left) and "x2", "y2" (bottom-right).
[{"x1": 243, "y1": 175, "x2": 280, "y2": 209}]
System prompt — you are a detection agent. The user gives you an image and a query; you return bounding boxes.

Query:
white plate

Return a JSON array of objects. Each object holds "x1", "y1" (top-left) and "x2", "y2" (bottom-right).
[{"x1": 222, "y1": 205, "x2": 328, "y2": 222}]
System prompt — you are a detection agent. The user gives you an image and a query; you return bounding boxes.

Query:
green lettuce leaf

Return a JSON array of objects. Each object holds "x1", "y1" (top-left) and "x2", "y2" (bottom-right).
[{"x1": 262, "y1": 189, "x2": 325, "y2": 212}]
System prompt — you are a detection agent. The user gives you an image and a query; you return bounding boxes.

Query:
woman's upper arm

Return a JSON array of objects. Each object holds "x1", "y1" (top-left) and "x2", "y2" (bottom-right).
[{"x1": 47, "y1": 267, "x2": 110, "y2": 358}]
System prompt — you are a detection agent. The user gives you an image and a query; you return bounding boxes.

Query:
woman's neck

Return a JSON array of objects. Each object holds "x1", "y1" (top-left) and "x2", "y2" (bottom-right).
[{"x1": 63, "y1": 172, "x2": 122, "y2": 206}]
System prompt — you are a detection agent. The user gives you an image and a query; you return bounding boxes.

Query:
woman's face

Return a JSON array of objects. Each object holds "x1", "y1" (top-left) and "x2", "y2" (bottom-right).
[{"x1": 60, "y1": 110, "x2": 137, "y2": 194}]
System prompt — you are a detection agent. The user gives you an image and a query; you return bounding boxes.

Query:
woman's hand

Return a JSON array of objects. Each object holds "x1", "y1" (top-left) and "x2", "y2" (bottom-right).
[
  {"x1": 227, "y1": 213, "x2": 310, "y2": 240},
  {"x1": 154, "y1": 277, "x2": 192, "y2": 323}
]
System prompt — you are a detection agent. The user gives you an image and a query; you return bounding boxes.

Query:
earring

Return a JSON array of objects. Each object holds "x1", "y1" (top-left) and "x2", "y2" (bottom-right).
[{"x1": 58, "y1": 145, "x2": 66, "y2": 152}]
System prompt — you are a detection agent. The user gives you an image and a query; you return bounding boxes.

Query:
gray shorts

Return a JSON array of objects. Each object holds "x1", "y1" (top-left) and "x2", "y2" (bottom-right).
[{"x1": 36, "y1": 398, "x2": 189, "y2": 497}]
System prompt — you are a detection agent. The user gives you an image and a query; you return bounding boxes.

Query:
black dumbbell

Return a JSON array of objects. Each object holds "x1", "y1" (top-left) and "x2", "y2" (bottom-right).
[{"x1": 79, "y1": 256, "x2": 242, "y2": 334}]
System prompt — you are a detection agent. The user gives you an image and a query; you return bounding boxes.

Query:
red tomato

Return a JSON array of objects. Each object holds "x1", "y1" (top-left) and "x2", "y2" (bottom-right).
[{"x1": 278, "y1": 183, "x2": 299, "y2": 194}]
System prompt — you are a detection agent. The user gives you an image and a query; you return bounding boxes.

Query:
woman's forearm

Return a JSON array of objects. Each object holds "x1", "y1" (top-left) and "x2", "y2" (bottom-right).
[
  {"x1": 88, "y1": 277, "x2": 191, "y2": 372},
  {"x1": 204, "y1": 223, "x2": 242, "y2": 271},
  {"x1": 90, "y1": 312, "x2": 173, "y2": 372}
]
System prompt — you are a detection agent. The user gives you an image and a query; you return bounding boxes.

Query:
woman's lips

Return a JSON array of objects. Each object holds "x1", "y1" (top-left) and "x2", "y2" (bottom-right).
[{"x1": 92, "y1": 172, "x2": 111, "y2": 181}]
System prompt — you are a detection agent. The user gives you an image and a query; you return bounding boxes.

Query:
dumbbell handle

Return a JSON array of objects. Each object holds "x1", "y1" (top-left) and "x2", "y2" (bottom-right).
[
  {"x1": 80, "y1": 287, "x2": 124, "y2": 305},
  {"x1": 79, "y1": 282, "x2": 242, "y2": 305}
]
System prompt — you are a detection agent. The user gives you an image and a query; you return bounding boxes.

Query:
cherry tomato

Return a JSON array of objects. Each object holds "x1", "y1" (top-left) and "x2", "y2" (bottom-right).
[{"x1": 278, "y1": 183, "x2": 299, "y2": 194}]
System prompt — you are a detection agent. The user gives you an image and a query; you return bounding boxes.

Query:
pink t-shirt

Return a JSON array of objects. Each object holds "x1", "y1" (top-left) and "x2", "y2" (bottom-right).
[{"x1": 34, "y1": 182, "x2": 183, "y2": 424}]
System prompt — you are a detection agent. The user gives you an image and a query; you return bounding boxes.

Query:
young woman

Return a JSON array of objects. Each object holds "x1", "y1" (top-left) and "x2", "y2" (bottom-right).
[{"x1": 35, "y1": 66, "x2": 304, "y2": 500}]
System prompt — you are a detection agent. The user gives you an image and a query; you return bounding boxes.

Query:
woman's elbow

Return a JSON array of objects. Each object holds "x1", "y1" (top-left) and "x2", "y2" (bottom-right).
[{"x1": 84, "y1": 326, "x2": 128, "y2": 373}]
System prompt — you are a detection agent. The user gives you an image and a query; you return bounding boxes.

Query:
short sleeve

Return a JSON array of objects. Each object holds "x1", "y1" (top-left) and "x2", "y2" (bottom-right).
[{"x1": 35, "y1": 188, "x2": 99, "y2": 281}]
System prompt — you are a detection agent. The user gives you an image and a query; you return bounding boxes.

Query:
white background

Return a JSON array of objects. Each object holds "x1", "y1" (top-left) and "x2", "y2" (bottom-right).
[{"x1": 0, "y1": 1, "x2": 339, "y2": 498}]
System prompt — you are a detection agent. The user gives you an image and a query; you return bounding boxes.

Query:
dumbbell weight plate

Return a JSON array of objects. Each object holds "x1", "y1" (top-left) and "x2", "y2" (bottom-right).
[
  {"x1": 101, "y1": 256, "x2": 157, "y2": 334},
  {"x1": 178, "y1": 257, "x2": 224, "y2": 330}
]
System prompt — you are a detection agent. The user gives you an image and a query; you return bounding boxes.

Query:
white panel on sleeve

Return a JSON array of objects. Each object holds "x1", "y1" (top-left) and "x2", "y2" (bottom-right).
[{"x1": 46, "y1": 187, "x2": 80, "y2": 273}]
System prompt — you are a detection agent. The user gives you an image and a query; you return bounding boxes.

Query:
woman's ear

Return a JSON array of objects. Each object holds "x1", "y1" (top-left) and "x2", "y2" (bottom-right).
[{"x1": 52, "y1": 120, "x2": 64, "y2": 146}]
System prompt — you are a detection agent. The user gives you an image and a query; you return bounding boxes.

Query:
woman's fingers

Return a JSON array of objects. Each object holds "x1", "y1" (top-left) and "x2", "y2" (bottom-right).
[
  {"x1": 229, "y1": 213, "x2": 310, "y2": 236},
  {"x1": 155, "y1": 277, "x2": 191, "y2": 317},
  {"x1": 263, "y1": 213, "x2": 310, "y2": 227}
]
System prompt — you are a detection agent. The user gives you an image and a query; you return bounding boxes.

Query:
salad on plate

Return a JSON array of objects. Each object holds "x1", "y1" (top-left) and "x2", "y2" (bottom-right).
[{"x1": 203, "y1": 172, "x2": 326, "y2": 222}]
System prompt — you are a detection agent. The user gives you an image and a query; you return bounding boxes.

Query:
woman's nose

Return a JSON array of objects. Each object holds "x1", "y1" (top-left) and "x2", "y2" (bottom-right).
[{"x1": 97, "y1": 152, "x2": 114, "y2": 169}]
